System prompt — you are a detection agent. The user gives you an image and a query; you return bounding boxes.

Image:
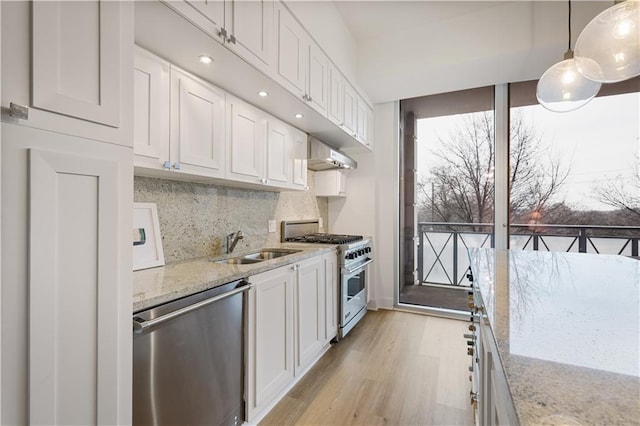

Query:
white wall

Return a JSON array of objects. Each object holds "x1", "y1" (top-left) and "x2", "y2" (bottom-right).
[
  {"x1": 355, "y1": 1, "x2": 610, "y2": 103},
  {"x1": 324, "y1": 102, "x2": 398, "y2": 310}
]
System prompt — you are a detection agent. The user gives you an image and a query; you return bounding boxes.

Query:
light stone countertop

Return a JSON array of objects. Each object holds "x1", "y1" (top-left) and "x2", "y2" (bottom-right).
[
  {"x1": 468, "y1": 248, "x2": 640, "y2": 426},
  {"x1": 133, "y1": 243, "x2": 336, "y2": 313}
]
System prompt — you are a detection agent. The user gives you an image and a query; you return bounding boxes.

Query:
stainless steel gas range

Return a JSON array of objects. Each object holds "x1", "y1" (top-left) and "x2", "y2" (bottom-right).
[{"x1": 282, "y1": 220, "x2": 373, "y2": 340}]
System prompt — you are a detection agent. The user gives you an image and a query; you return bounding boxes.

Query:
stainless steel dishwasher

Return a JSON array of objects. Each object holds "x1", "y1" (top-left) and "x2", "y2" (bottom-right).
[{"x1": 133, "y1": 279, "x2": 251, "y2": 426}]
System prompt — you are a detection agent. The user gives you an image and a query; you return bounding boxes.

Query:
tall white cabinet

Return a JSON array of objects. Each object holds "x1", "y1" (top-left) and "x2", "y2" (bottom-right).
[{"x1": 1, "y1": 1, "x2": 133, "y2": 425}]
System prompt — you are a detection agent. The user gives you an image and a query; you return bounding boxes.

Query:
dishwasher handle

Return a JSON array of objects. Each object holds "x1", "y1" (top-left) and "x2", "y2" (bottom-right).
[{"x1": 133, "y1": 282, "x2": 252, "y2": 334}]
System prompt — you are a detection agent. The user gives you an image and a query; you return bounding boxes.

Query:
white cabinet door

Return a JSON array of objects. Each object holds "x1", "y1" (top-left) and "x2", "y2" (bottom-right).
[
  {"x1": 366, "y1": 104, "x2": 375, "y2": 149},
  {"x1": 291, "y1": 128, "x2": 308, "y2": 190},
  {"x1": 356, "y1": 96, "x2": 368, "y2": 145},
  {"x1": 266, "y1": 118, "x2": 291, "y2": 187},
  {"x1": 1, "y1": 1, "x2": 132, "y2": 146},
  {"x1": 32, "y1": 1, "x2": 120, "y2": 127},
  {"x1": 315, "y1": 170, "x2": 347, "y2": 198},
  {"x1": 294, "y1": 256, "x2": 324, "y2": 375},
  {"x1": 1, "y1": 123, "x2": 132, "y2": 426},
  {"x1": 133, "y1": 48, "x2": 170, "y2": 170},
  {"x1": 274, "y1": 2, "x2": 307, "y2": 98},
  {"x1": 225, "y1": 0, "x2": 273, "y2": 71},
  {"x1": 247, "y1": 265, "x2": 295, "y2": 420},
  {"x1": 306, "y1": 42, "x2": 328, "y2": 115},
  {"x1": 323, "y1": 251, "x2": 338, "y2": 346},
  {"x1": 327, "y1": 63, "x2": 344, "y2": 127},
  {"x1": 183, "y1": 0, "x2": 225, "y2": 39},
  {"x1": 170, "y1": 67, "x2": 226, "y2": 178},
  {"x1": 343, "y1": 83, "x2": 357, "y2": 136},
  {"x1": 226, "y1": 96, "x2": 266, "y2": 184}
]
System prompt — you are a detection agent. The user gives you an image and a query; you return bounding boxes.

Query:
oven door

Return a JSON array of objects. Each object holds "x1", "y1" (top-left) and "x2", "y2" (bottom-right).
[{"x1": 340, "y1": 258, "x2": 372, "y2": 338}]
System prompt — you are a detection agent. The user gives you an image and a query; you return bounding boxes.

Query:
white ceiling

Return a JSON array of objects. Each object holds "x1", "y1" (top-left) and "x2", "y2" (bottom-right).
[
  {"x1": 327, "y1": 0, "x2": 612, "y2": 102},
  {"x1": 333, "y1": 1, "x2": 509, "y2": 42}
]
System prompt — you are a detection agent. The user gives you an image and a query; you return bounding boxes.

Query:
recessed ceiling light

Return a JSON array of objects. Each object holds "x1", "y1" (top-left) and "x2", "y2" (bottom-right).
[
  {"x1": 198, "y1": 55, "x2": 213, "y2": 64},
  {"x1": 258, "y1": 91, "x2": 269, "y2": 97},
  {"x1": 295, "y1": 113, "x2": 303, "y2": 119}
]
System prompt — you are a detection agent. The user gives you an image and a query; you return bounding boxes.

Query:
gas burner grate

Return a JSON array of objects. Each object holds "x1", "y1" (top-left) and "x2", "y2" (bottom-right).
[{"x1": 285, "y1": 233, "x2": 363, "y2": 245}]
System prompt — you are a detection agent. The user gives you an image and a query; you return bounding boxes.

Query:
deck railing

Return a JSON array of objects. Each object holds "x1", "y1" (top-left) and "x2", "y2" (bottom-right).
[{"x1": 418, "y1": 222, "x2": 640, "y2": 287}]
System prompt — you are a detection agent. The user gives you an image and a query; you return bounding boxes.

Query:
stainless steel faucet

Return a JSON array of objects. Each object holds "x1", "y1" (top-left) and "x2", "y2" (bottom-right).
[{"x1": 227, "y1": 230, "x2": 244, "y2": 254}]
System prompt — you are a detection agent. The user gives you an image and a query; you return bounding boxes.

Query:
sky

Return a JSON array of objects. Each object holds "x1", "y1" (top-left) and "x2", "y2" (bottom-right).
[{"x1": 417, "y1": 91, "x2": 640, "y2": 212}]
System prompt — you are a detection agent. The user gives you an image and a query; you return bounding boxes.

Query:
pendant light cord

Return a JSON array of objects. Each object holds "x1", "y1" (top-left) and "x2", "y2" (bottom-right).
[{"x1": 568, "y1": 0, "x2": 572, "y2": 50}]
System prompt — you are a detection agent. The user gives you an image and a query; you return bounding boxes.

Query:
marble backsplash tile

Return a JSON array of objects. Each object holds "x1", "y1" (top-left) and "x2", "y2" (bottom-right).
[{"x1": 134, "y1": 172, "x2": 328, "y2": 263}]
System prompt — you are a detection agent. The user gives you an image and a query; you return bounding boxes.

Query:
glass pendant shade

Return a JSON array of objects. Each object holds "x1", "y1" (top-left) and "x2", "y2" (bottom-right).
[
  {"x1": 575, "y1": 1, "x2": 640, "y2": 83},
  {"x1": 537, "y1": 52, "x2": 603, "y2": 112}
]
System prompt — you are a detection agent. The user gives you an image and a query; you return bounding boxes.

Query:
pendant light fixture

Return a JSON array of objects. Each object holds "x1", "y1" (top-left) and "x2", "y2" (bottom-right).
[
  {"x1": 537, "y1": 1, "x2": 602, "y2": 112},
  {"x1": 574, "y1": 0, "x2": 640, "y2": 83}
]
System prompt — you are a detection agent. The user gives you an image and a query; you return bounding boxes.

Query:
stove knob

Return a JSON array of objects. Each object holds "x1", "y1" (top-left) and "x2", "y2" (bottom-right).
[
  {"x1": 347, "y1": 253, "x2": 355, "y2": 259},
  {"x1": 367, "y1": 247, "x2": 372, "y2": 253},
  {"x1": 358, "y1": 249, "x2": 364, "y2": 256}
]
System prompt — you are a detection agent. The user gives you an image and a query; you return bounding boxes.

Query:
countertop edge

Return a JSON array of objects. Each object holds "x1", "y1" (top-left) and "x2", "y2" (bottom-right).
[{"x1": 133, "y1": 244, "x2": 337, "y2": 313}]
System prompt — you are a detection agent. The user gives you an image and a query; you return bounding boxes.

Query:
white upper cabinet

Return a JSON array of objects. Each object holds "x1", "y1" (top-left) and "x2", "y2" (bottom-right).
[
  {"x1": 32, "y1": 1, "x2": 119, "y2": 127},
  {"x1": 274, "y1": 2, "x2": 307, "y2": 97},
  {"x1": 1, "y1": 0, "x2": 133, "y2": 146},
  {"x1": 327, "y1": 62, "x2": 345, "y2": 127},
  {"x1": 356, "y1": 97, "x2": 368, "y2": 145},
  {"x1": 133, "y1": 49, "x2": 310, "y2": 191},
  {"x1": 307, "y1": 42, "x2": 329, "y2": 115},
  {"x1": 225, "y1": 0, "x2": 274, "y2": 70},
  {"x1": 171, "y1": 67, "x2": 227, "y2": 178},
  {"x1": 165, "y1": 0, "x2": 273, "y2": 72},
  {"x1": 315, "y1": 169, "x2": 347, "y2": 198},
  {"x1": 226, "y1": 95, "x2": 267, "y2": 184},
  {"x1": 343, "y1": 82, "x2": 358, "y2": 137},
  {"x1": 266, "y1": 119, "x2": 308, "y2": 190},
  {"x1": 274, "y1": 2, "x2": 328, "y2": 116},
  {"x1": 133, "y1": 48, "x2": 170, "y2": 170},
  {"x1": 266, "y1": 119, "x2": 292, "y2": 187},
  {"x1": 291, "y1": 128, "x2": 308, "y2": 190},
  {"x1": 186, "y1": 0, "x2": 225, "y2": 32}
]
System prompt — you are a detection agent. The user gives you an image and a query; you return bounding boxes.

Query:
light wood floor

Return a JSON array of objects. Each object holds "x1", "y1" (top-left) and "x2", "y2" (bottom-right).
[{"x1": 260, "y1": 310, "x2": 474, "y2": 426}]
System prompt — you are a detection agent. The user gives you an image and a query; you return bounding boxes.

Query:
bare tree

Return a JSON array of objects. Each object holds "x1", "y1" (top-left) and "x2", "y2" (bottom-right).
[
  {"x1": 417, "y1": 111, "x2": 569, "y2": 226},
  {"x1": 593, "y1": 157, "x2": 640, "y2": 219}
]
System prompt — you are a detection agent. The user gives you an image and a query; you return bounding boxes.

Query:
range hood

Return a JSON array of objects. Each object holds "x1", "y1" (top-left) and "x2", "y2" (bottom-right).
[{"x1": 307, "y1": 137, "x2": 358, "y2": 171}]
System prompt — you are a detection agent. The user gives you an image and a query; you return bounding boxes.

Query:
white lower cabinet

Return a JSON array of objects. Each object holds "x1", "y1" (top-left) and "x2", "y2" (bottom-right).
[
  {"x1": 247, "y1": 251, "x2": 337, "y2": 422},
  {"x1": 247, "y1": 265, "x2": 295, "y2": 421},
  {"x1": 323, "y1": 251, "x2": 339, "y2": 345},
  {"x1": 294, "y1": 256, "x2": 324, "y2": 374}
]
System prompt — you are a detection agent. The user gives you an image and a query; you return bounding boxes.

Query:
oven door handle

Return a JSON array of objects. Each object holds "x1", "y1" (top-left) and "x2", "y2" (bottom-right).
[{"x1": 341, "y1": 258, "x2": 373, "y2": 275}]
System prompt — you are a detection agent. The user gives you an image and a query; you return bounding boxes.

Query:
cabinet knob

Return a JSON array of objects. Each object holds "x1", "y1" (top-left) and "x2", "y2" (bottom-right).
[
  {"x1": 173, "y1": 162, "x2": 181, "y2": 170},
  {"x1": 291, "y1": 264, "x2": 300, "y2": 271},
  {"x1": 163, "y1": 161, "x2": 171, "y2": 170},
  {"x1": 308, "y1": 96, "x2": 313, "y2": 102},
  {"x1": 228, "y1": 34, "x2": 237, "y2": 44}
]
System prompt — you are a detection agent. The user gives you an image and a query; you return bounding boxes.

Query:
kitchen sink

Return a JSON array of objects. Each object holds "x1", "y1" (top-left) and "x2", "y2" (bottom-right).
[
  {"x1": 243, "y1": 248, "x2": 302, "y2": 260},
  {"x1": 215, "y1": 258, "x2": 263, "y2": 265},
  {"x1": 214, "y1": 248, "x2": 302, "y2": 264}
]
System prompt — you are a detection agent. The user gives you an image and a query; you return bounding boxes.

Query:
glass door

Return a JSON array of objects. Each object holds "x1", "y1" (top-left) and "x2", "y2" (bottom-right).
[{"x1": 399, "y1": 87, "x2": 495, "y2": 316}]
